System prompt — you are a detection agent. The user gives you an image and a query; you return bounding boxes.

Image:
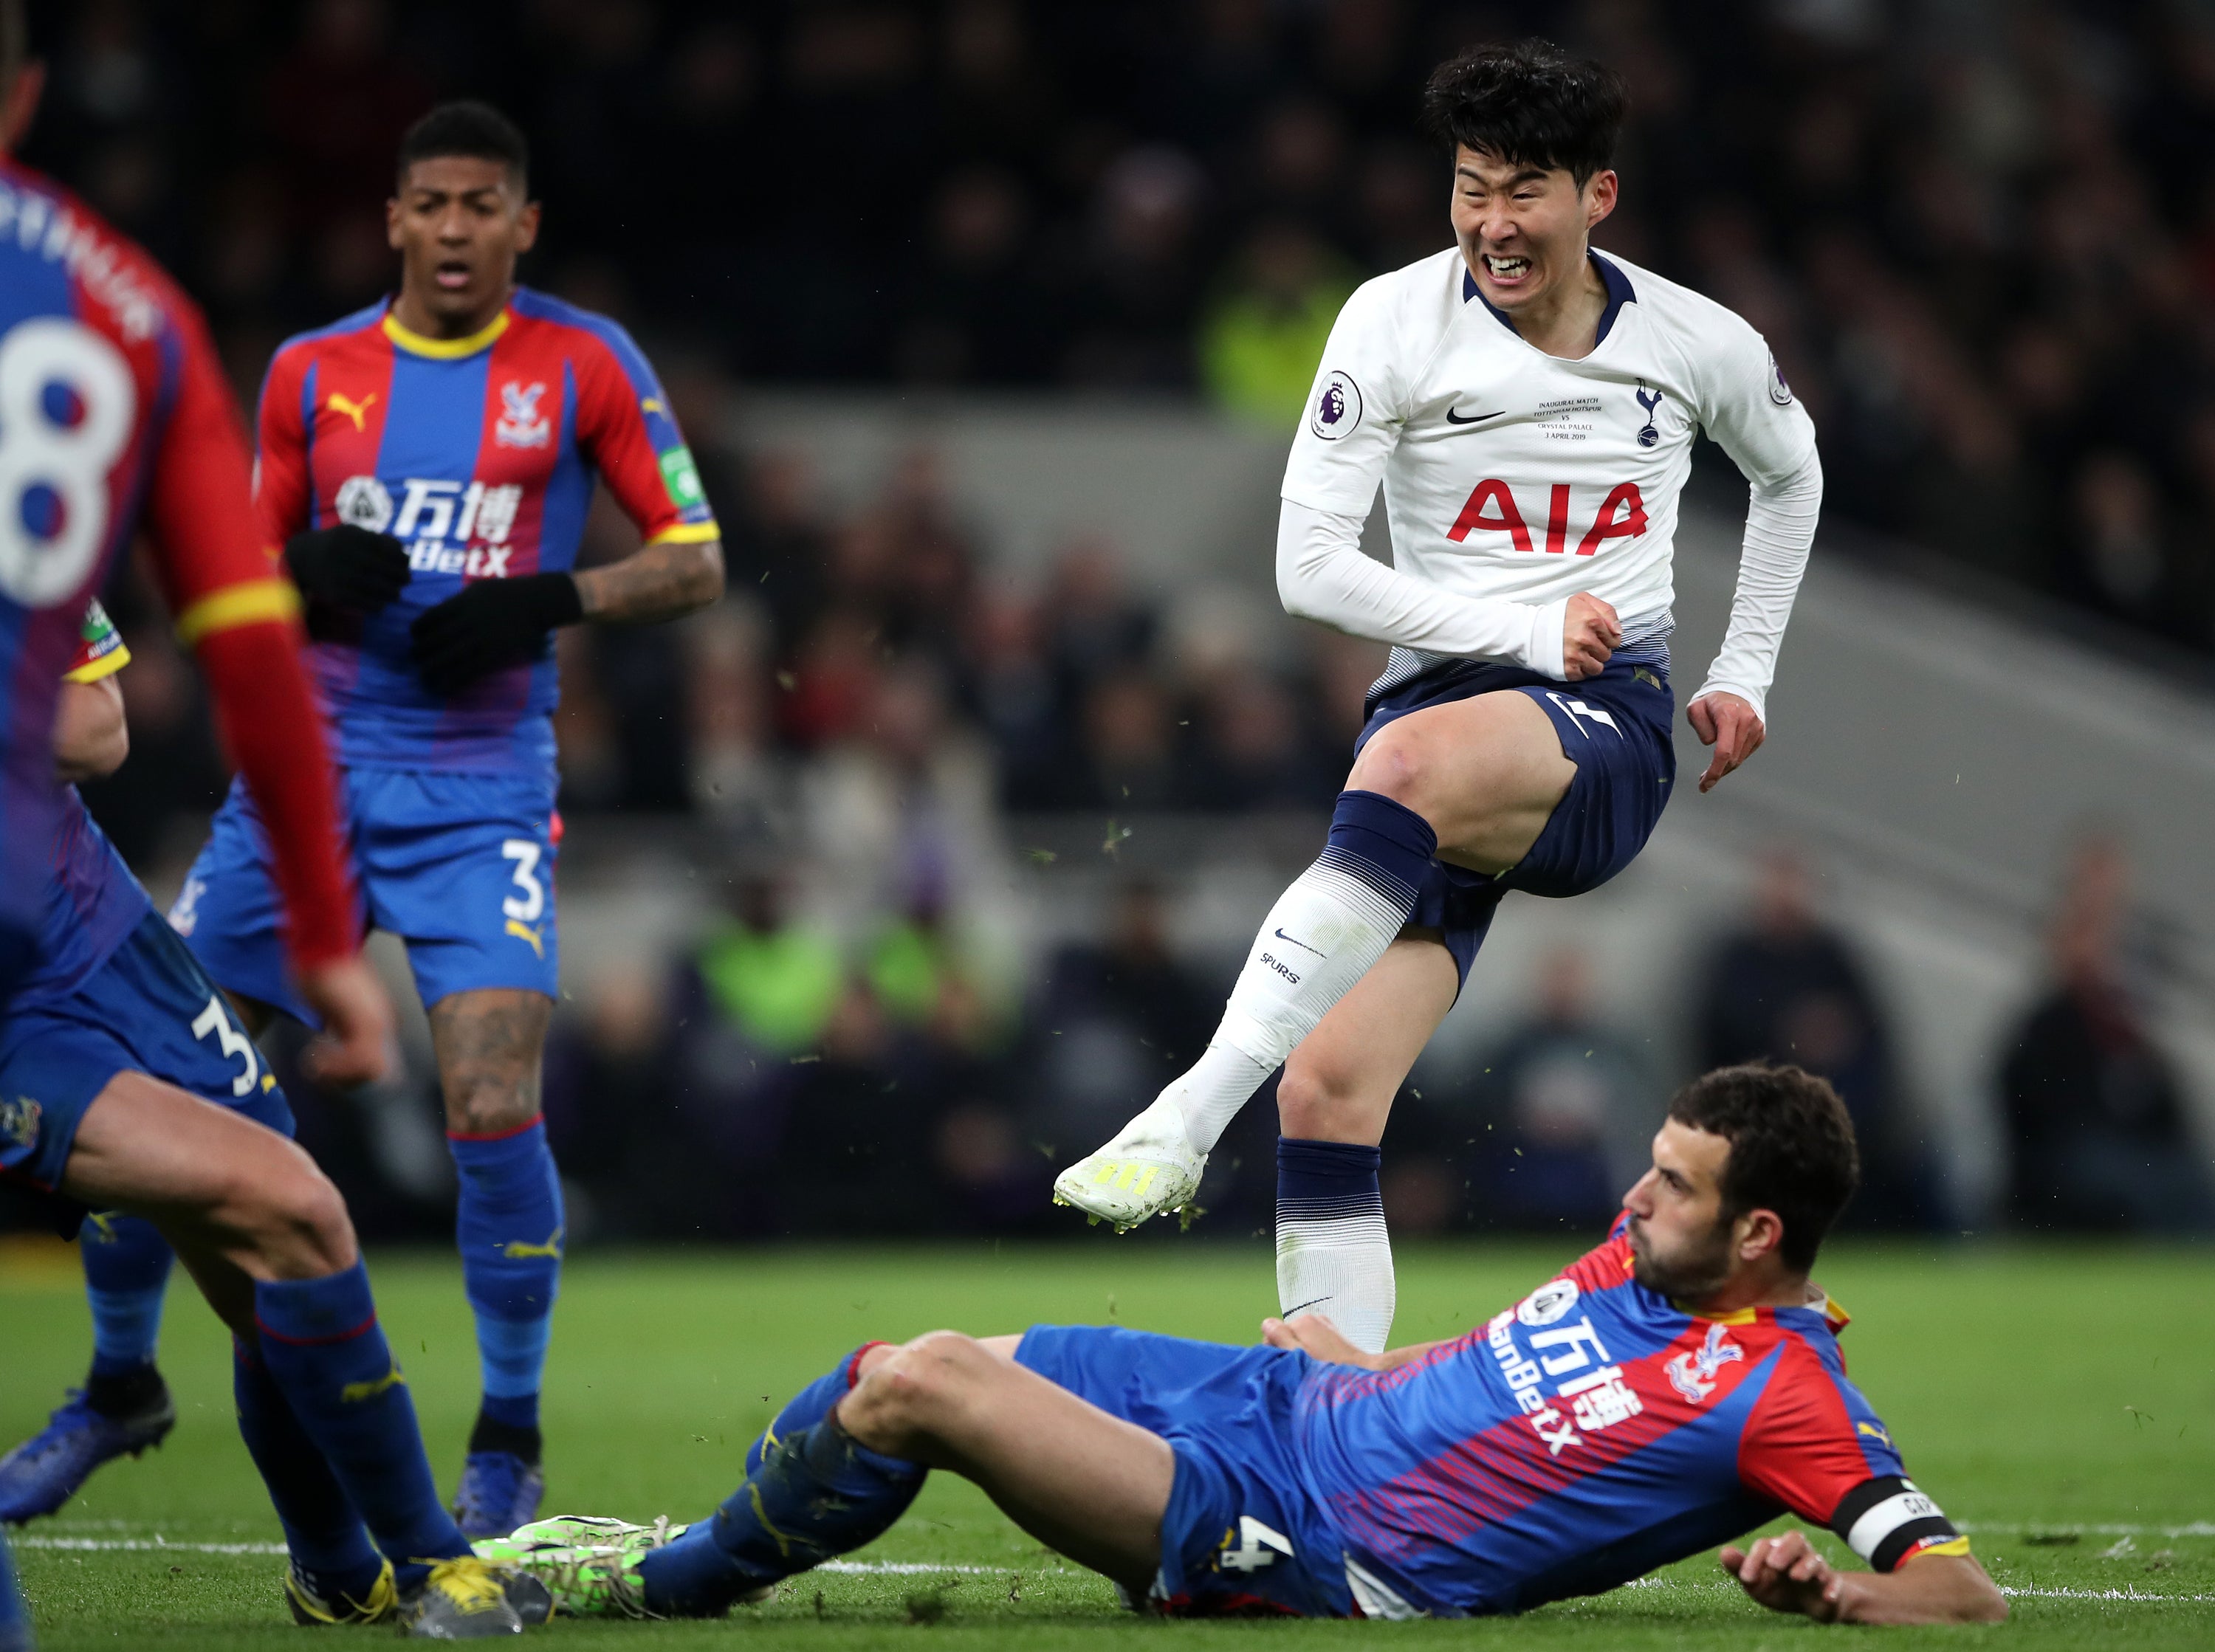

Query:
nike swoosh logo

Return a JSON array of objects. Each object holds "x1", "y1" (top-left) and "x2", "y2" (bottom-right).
[
  {"x1": 1444, "y1": 407, "x2": 1504, "y2": 425},
  {"x1": 1273, "y1": 927, "x2": 1325, "y2": 957},
  {"x1": 1281, "y1": 1296, "x2": 1333, "y2": 1319}
]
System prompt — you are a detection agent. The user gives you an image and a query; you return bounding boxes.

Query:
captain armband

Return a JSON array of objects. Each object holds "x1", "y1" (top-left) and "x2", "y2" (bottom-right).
[{"x1": 1829, "y1": 1476, "x2": 1968, "y2": 1572}]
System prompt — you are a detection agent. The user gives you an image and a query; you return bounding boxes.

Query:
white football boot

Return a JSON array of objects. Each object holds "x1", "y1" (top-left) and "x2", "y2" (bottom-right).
[{"x1": 1052, "y1": 1095, "x2": 1206, "y2": 1231}]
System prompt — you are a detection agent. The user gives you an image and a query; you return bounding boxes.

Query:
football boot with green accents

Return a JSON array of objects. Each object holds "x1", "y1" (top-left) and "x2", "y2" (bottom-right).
[
  {"x1": 484, "y1": 1513, "x2": 689, "y2": 1561},
  {"x1": 501, "y1": 1544, "x2": 656, "y2": 1620}
]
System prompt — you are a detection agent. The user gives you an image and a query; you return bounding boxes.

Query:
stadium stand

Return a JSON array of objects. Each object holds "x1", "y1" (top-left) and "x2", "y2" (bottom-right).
[{"x1": 24, "y1": 0, "x2": 2215, "y2": 1242}]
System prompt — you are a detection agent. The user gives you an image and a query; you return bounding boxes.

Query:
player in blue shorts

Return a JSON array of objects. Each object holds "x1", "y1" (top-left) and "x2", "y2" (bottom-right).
[
  {"x1": 1054, "y1": 41, "x2": 1825, "y2": 1361},
  {"x1": 485, "y1": 1067, "x2": 2004, "y2": 1625},
  {"x1": 0, "y1": 605, "x2": 231, "y2": 1514},
  {"x1": 148, "y1": 102, "x2": 722, "y2": 1537},
  {"x1": 0, "y1": 11, "x2": 538, "y2": 1631},
  {"x1": 1, "y1": 618, "x2": 541, "y2": 1637}
]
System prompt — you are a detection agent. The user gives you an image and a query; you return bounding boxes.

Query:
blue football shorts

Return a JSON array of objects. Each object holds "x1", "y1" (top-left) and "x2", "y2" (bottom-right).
[
  {"x1": 1356, "y1": 654, "x2": 1677, "y2": 987},
  {"x1": 0, "y1": 911, "x2": 294, "y2": 1196},
  {"x1": 171, "y1": 766, "x2": 560, "y2": 1023},
  {"x1": 1014, "y1": 1324, "x2": 1353, "y2": 1617}
]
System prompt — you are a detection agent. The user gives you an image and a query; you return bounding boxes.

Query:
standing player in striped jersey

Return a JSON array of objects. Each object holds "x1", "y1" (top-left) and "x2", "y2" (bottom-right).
[
  {"x1": 159, "y1": 100, "x2": 724, "y2": 1537},
  {"x1": 1054, "y1": 42, "x2": 1822, "y2": 1357},
  {"x1": 0, "y1": 9, "x2": 537, "y2": 1634}
]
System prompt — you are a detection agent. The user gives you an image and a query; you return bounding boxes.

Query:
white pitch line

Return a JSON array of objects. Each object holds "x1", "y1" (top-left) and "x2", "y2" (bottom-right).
[
  {"x1": 11, "y1": 1536, "x2": 1056, "y2": 1576},
  {"x1": 1999, "y1": 1586, "x2": 2215, "y2": 1603},
  {"x1": 16, "y1": 1535, "x2": 2215, "y2": 1605},
  {"x1": 16, "y1": 1537, "x2": 286, "y2": 1557},
  {"x1": 1960, "y1": 1522, "x2": 2215, "y2": 1538}
]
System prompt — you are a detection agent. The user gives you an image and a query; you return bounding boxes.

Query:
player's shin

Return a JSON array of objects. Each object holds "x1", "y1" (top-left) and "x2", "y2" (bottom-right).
[
  {"x1": 450, "y1": 1121, "x2": 563, "y2": 1453},
  {"x1": 81, "y1": 1214, "x2": 174, "y2": 1407},
  {"x1": 638, "y1": 1419, "x2": 926, "y2": 1616},
  {"x1": 1276, "y1": 1138, "x2": 1396, "y2": 1354},
  {"x1": 745, "y1": 1345, "x2": 885, "y2": 1476},
  {"x1": 253, "y1": 1262, "x2": 473, "y2": 1586},
  {"x1": 1178, "y1": 790, "x2": 1437, "y2": 1155},
  {"x1": 232, "y1": 1338, "x2": 384, "y2": 1603}
]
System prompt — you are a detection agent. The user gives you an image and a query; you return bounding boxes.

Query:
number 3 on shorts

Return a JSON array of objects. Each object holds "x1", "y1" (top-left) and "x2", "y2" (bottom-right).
[
  {"x1": 190, "y1": 994, "x2": 260, "y2": 1098},
  {"x1": 501, "y1": 839, "x2": 544, "y2": 922}
]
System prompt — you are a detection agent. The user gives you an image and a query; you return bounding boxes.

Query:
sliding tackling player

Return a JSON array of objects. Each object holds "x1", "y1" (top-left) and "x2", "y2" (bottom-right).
[
  {"x1": 1054, "y1": 41, "x2": 1823, "y2": 1357},
  {"x1": 485, "y1": 1067, "x2": 2005, "y2": 1626}
]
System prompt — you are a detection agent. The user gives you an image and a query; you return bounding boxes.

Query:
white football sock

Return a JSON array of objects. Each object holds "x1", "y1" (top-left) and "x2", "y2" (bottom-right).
[
  {"x1": 1277, "y1": 1200, "x2": 1396, "y2": 1355},
  {"x1": 1163, "y1": 843, "x2": 1421, "y2": 1157}
]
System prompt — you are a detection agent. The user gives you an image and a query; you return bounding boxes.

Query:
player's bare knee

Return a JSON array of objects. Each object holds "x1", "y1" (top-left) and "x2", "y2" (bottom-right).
[
  {"x1": 863, "y1": 1332, "x2": 985, "y2": 1428},
  {"x1": 235, "y1": 1151, "x2": 357, "y2": 1278},
  {"x1": 1279, "y1": 1047, "x2": 1382, "y2": 1142},
  {"x1": 1347, "y1": 722, "x2": 1440, "y2": 816},
  {"x1": 444, "y1": 1075, "x2": 535, "y2": 1137},
  {"x1": 842, "y1": 1329, "x2": 966, "y2": 1435}
]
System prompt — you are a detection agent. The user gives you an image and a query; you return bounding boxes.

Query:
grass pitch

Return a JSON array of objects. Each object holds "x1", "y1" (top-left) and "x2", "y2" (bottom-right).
[{"x1": 4, "y1": 1238, "x2": 2212, "y2": 1648}]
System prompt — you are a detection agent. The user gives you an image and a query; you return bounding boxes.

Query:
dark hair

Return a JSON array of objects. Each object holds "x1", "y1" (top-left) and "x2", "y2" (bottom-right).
[
  {"x1": 396, "y1": 100, "x2": 529, "y2": 190},
  {"x1": 1420, "y1": 39, "x2": 1627, "y2": 186},
  {"x1": 1667, "y1": 1064, "x2": 1859, "y2": 1272}
]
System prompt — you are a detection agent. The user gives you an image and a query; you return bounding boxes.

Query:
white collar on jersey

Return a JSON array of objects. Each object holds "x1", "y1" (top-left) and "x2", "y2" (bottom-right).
[{"x1": 1462, "y1": 249, "x2": 1638, "y2": 348}]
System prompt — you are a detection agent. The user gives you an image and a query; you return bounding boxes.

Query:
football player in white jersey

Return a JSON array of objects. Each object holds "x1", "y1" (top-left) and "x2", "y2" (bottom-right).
[{"x1": 1054, "y1": 40, "x2": 1821, "y2": 1354}]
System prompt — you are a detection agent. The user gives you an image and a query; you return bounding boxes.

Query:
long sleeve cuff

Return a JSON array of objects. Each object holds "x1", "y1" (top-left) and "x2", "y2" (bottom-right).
[{"x1": 1691, "y1": 448, "x2": 1823, "y2": 723}]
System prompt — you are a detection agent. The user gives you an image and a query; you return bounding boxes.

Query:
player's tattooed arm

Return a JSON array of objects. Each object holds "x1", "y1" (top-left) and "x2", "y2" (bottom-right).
[
  {"x1": 574, "y1": 536, "x2": 724, "y2": 625},
  {"x1": 1720, "y1": 1532, "x2": 2007, "y2": 1625}
]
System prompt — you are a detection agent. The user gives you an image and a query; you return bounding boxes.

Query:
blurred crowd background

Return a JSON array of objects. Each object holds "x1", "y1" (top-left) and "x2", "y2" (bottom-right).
[
  {"x1": 26, "y1": 0, "x2": 2215, "y2": 1242},
  {"x1": 33, "y1": 0, "x2": 2215, "y2": 647}
]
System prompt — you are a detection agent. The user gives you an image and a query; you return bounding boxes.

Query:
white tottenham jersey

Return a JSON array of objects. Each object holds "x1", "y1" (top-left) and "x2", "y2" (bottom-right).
[{"x1": 1282, "y1": 246, "x2": 1818, "y2": 706}]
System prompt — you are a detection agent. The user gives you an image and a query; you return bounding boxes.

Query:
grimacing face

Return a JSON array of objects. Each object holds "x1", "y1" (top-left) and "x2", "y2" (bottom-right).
[
  {"x1": 1621, "y1": 1120, "x2": 1742, "y2": 1300},
  {"x1": 386, "y1": 155, "x2": 540, "y2": 328},
  {"x1": 1450, "y1": 145, "x2": 1615, "y2": 315}
]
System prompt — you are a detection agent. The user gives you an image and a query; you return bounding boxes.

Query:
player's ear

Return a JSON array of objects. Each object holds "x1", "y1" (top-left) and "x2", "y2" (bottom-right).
[
  {"x1": 1583, "y1": 169, "x2": 1617, "y2": 232},
  {"x1": 513, "y1": 198, "x2": 541, "y2": 255},
  {"x1": 385, "y1": 194, "x2": 405, "y2": 251},
  {"x1": 1736, "y1": 1206, "x2": 1786, "y2": 1265}
]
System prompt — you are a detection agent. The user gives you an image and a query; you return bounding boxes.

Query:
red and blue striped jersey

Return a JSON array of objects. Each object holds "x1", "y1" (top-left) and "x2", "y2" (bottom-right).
[
  {"x1": 255, "y1": 288, "x2": 719, "y2": 774},
  {"x1": 1292, "y1": 1229, "x2": 1964, "y2": 1617},
  {"x1": 18, "y1": 603, "x2": 151, "y2": 1008},
  {"x1": 0, "y1": 159, "x2": 350, "y2": 991}
]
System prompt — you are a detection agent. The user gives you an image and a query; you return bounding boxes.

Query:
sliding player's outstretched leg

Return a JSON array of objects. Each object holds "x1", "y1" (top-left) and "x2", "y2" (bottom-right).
[
  {"x1": 500, "y1": 1332, "x2": 1170, "y2": 1619},
  {"x1": 1056, "y1": 689, "x2": 1575, "y2": 1231}
]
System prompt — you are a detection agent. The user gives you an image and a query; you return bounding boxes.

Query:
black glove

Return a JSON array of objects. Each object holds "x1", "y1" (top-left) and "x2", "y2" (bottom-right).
[
  {"x1": 410, "y1": 571, "x2": 583, "y2": 695},
  {"x1": 284, "y1": 525, "x2": 410, "y2": 611}
]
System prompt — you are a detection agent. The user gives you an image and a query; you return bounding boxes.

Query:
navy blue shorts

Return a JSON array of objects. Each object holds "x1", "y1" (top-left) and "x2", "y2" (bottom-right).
[
  {"x1": 171, "y1": 765, "x2": 560, "y2": 1023},
  {"x1": 1356, "y1": 656, "x2": 1676, "y2": 986},
  {"x1": 0, "y1": 912, "x2": 293, "y2": 1195},
  {"x1": 1014, "y1": 1325, "x2": 1350, "y2": 1617}
]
